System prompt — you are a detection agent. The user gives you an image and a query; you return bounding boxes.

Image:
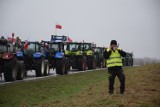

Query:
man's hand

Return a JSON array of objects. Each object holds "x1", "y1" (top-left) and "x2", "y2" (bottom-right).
[{"x1": 110, "y1": 45, "x2": 118, "y2": 51}]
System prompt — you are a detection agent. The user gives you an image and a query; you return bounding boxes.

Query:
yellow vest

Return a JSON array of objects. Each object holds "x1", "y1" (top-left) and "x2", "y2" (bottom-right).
[{"x1": 106, "y1": 48, "x2": 123, "y2": 68}]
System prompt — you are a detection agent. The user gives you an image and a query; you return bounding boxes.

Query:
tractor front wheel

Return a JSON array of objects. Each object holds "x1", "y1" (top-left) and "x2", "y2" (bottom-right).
[
  {"x1": 16, "y1": 61, "x2": 25, "y2": 80},
  {"x1": 35, "y1": 59, "x2": 45, "y2": 77}
]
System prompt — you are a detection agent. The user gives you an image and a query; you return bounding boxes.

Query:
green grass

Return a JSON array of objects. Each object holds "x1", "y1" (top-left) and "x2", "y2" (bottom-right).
[
  {"x1": 0, "y1": 64, "x2": 160, "y2": 107},
  {"x1": 0, "y1": 70, "x2": 107, "y2": 107}
]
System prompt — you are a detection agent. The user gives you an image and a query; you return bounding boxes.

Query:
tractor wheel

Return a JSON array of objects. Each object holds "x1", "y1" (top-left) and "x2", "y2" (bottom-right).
[
  {"x1": 24, "y1": 72, "x2": 27, "y2": 77},
  {"x1": 78, "y1": 57, "x2": 86, "y2": 71},
  {"x1": 102, "y1": 58, "x2": 106, "y2": 68},
  {"x1": 64, "y1": 58, "x2": 70, "y2": 74},
  {"x1": 56, "y1": 59, "x2": 65, "y2": 75},
  {"x1": 98, "y1": 59, "x2": 103, "y2": 68},
  {"x1": 4, "y1": 58, "x2": 18, "y2": 82},
  {"x1": 87, "y1": 57, "x2": 96, "y2": 69},
  {"x1": 44, "y1": 60, "x2": 50, "y2": 76},
  {"x1": 35, "y1": 59, "x2": 45, "y2": 77},
  {"x1": 16, "y1": 61, "x2": 25, "y2": 80}
]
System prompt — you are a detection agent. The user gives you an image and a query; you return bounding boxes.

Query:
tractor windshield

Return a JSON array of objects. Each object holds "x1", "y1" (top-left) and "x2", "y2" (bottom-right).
[
  {"x1": 48, "y1": 44, "x2": 59, "y2": 51},
  {"x1": 94, "y1": 48, "x2": 102, "y2": 53},
  {"x1": 24, "y1": 43, "x2": 40, "y2": 55},
  {"x1": 67, "y1": 44, "x2": 80, "y2": 52},
  {"x1": 0, "y1": 45, "x2": 7, "y2": 53},
  {"x1": 94, "y1": 48, "x2": 100, "y2": 53},
  {"x1": 28, "y1": 43, "x2": 39, "y2": 52},
  {"x1": 83, "y1": 44, "x2": 91, "y2": 51}
]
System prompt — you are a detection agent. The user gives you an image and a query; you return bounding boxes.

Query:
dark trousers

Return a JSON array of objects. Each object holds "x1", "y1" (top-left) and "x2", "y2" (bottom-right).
[{"x1": 108, "y1": 67, "x2": 125, "y2": 93}]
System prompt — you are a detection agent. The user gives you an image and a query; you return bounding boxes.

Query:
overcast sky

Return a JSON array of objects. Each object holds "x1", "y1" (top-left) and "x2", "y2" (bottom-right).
[{"x1": 0, "y1": 0, "x2": 160, "y2": 59}]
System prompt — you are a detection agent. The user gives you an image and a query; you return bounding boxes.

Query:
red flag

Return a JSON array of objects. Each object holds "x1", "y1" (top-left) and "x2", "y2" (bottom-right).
[
  {"x1": 24, "y1": 40, "x2": 29, "y2": 50},
  {"x1": 56, "y1": 24, "x2": 62, "y2": 29},
  {"x1": 68, "y1": 37, "x2": 72, "y2": 42},
  {"x1": 7, "y1": 37, "x2": 16, "y2": 42}
]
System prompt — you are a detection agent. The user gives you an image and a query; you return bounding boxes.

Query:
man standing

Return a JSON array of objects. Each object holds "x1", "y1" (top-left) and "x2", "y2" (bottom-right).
[{"x1": 104, "y1": 40, "x2": 126, "y2": 94}]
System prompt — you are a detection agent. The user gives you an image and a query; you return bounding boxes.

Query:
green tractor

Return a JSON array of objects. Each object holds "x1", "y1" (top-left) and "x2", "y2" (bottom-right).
[
  {"x1": 123, "y1": 52, "x2": 133, "y2": 66},
  {"x1": 82, "y1": 43, "x2": 96, "y2": 69},
  {"x1": 94, "y1": 47, "x2": 106, "y2": 68},
  {"x1": 65, "y1": 42, "x2": 87, "y2": 71}
]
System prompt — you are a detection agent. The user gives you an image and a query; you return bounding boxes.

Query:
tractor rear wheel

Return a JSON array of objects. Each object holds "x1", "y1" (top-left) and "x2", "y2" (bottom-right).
[
  {"x1": 78, "y1": 57, "x2": 86, "y2": 71},
  {"x1": 64, "y1": 58, "x2": 70, "y2": 74},
  {"x1": 87, "y1": 57, "x2": 96, "y2": 70},
  {"x1": 56, "y1": 59, "x2": 65, "y2": 75},
  {"x1": 98, "y1": 59, "x2": 102, "y2": 68},
  {"x1": 102, "y1": 58, "x2": 106, "y2": 68},
  {"x1": 4, "y1": 58, "x2": 18, "y2": 82}
]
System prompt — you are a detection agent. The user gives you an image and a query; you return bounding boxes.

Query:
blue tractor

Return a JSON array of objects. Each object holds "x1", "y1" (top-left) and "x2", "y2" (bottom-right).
[
  {"x1": 16, "y1": 41, "x2": 49, "y2": 77},
  {"x1": 40, "y1": 35, "x2": 70, "y2": 75}
]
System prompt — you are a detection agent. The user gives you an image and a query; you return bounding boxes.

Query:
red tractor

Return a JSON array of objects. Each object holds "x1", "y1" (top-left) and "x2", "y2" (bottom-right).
[{"x1": 0, "y1": 38, "x2": 24, "y2": 82}]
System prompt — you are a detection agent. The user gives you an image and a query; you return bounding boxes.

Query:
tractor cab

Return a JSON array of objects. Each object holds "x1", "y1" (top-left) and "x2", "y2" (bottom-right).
[
  {"x1": 94, "y1": 47, "x2": 106, "y2": 68},
  {"x1": 23, "y1": 42, "x2": 41, "y2": 57},
  {"x1": 0, "y1": 39, "x2": 14, "y2": 54},
  {"x1": 82, "y1": 42, "x2": 96, "y2": 69},
  {"x1": 66, "y1": 42, "x2": 83, "y2": 56}
]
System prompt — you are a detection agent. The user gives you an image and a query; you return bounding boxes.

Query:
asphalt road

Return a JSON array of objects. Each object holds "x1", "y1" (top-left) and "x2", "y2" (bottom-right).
[{"x1": 0, "y1": 68, "x2": 107, "y2": 85}]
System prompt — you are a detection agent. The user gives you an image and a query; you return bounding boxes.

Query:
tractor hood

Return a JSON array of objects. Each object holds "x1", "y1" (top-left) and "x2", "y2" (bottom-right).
[
  {"x1": 2, "y1": 53, "x2": 15, "y2": 59},
  {"x1": 33, "y1": 52, "x2": 43, "y2": 58},
  {"x1": 16, "y1": 52, "x2": 23, "y2": 57},
  {"x1": 55, "y1": 52, "x2": 64, "y2": 58}
]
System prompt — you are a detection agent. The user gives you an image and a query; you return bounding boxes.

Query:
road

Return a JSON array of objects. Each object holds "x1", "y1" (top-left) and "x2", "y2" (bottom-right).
[{"x1": 0, "y1": 68, "x2": 107, "y2": 85}]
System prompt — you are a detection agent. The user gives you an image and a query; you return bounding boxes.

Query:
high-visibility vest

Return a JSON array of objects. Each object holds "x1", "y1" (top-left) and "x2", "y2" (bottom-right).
[{"x1": 106, "y1": 48, "x2": 123, "y2": 68}]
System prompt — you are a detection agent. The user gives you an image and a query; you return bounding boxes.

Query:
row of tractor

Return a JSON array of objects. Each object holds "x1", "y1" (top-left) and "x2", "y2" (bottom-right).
[
  {"x1": 0, "y1": 35, "x2": 133, "y2": 82},
  {"x1": 0, "y1": 35, "x2": 106, "y2": 82}
]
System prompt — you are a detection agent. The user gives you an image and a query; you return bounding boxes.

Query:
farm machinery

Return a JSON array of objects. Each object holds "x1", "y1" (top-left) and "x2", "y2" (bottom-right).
[
  {"x1": 16, "y1": 41, "x2": 49, "y2": 77},
  {"x1": 0, "y1": 38, "x2": 25, "y2": 81},
  {"x1": 40, "y1": 35, "x2": 70, "y2": 75}
]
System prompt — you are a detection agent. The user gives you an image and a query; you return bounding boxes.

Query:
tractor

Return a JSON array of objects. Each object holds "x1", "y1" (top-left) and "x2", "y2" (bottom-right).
[
  {"x1": 0, "y1": 38, "x2": 25, "y2": 82},
  {"x1": 16, "y1": 41, "x2": 49, "y2": 77},
  {"x1": 123, "y1": 52, "x2": 133, "y2": 66},
  {"x1": 94, "y1": 47, "x2": 106, "y2": 68},
  {"x1": 82, "y1": 42, "x2": 96, "y2": 69},
  {"x1": 65, "y1": 42, "x2": 87, "y2": 71},
  {"x1": 40, "y1": 35, "x2": 70, "y2": 75}
]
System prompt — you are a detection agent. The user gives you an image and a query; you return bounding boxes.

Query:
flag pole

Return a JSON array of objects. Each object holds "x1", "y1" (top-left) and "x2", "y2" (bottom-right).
[
  {"x1": 55, "y1": 23, "x2": 57, "y2": 36},
  {"x1": 55, "y1": 27, "x2": 57, "y2": 36},
  {"x1": 55, "y1": 22, "x2": 58, "y2": 35}
]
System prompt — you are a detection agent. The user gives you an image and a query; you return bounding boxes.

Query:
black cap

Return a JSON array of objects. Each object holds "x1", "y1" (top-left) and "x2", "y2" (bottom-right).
[{"x1": 110, "y1": 40, "x2": 117, "y2": 45}]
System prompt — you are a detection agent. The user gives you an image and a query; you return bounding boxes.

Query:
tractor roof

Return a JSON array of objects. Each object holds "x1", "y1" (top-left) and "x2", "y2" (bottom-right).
[
  {"x1": 51, "y1": 35, "x2": 68, "y2": 43},
  {"x1": 22, "y1": 41, "x2": 40, "y2": 44},
  {"x1": 0, "y1": 39, "x2": 12, "y2": 45}
]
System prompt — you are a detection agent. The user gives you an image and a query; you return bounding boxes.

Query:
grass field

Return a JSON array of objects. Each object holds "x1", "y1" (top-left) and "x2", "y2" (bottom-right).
[{"x1": 0, "y1": 64, "x2": 160, "y2": 107}]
